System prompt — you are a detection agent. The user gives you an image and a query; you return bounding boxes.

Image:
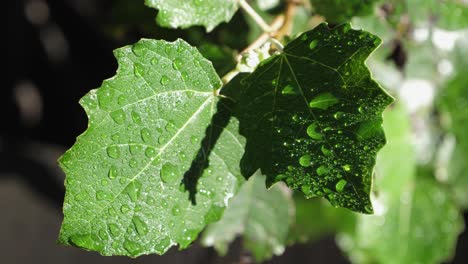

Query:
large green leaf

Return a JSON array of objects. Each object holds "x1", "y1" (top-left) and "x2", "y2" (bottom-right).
[
  {"x1": 58, "y1": 39, "x2": 246, "y2": 256},
  {"x1": 310, "y1": 0, "x2": 377, "y2": 24},
  {"x1": 337, "y1": 105, "x2": 464, "y2": 264},
  {"x1": 145, "y1": 0, "x2": 238, "y2": 32},
  {"x1": 222, "y1": 23, "x2": 393, "y2": 213},
  {"x1": 202, "y1": 172, "x2": 294, "y2": 262}
]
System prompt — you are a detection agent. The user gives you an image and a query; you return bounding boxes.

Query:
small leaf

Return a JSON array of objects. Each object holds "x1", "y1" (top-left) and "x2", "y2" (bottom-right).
[
  {"x1": 58, "y1": 39, "x2": 246, "y2": 256},
  {"x1": 222, "y1": 23, "x2": 393, "y2": 213},
  {"x1": 202, "y1": 172, "x2": 294, "y2": 262},
  {"x1": 145, "y1": 0, "x2": 238, "y2": 31}
]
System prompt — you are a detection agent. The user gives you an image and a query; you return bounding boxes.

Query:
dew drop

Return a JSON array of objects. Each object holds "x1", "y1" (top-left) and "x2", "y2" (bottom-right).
[
  {"x1": 107, "y1": 146, "x2": 120, "y2": 159},
  {"x1": 309, "y1": 39, "x2": 319, "y2": 50},
  {"x1": 111, "y1": 134, "x2": 120, "y2": 142},
  {"x1": 108, "y1": 166, "x2": 118, "y2": 179},
  {"x1": 131, "y1": 111, "x2": 142, "y2": 124},
  {"x1": 108, "y1": 208, "x2": 117, "y2": 216},
  {"x1": 110, "y1": 109, "x2": 126, "y2": 125},
  {"x1": 171, "y1": 204, "x2": 181, "y2": 216},
  {"x1": 96, "y1": 190, "x2": 112, "y2": 201},
  {"x1": 178, "y1": 152, "x2": 186, "y2": 161},
  {"x1": 316, "y1": 165, "x2": 329, "y2": 176},
  {"x1": 145, "y1": 147, "x2": 157, "y2": 158},
  {"x1": 132, "y1": 215, "x2": 149, "y2": 235},
  {"x1": 342, "y1": 164, "x2": 351, "y2": 171},
  {"x1": 160, "y1": 163, "x2": 179, "y2": 184},
  {"x1": 281, "y1": 84, "x2": 298, "y2": 95},
  {"x1": 129, "y1": 158, "x2": 138, "y2": 168},
  {"x1": 309, "y1": 92, "x2": 338, "y2": 110},
  {"x1": 334, "y1": 111, "x2": 345, "y2": 120},
  {"x1": 165, "y1": 121, "x2": 175, "y2": 132},
  {"x1": 190, "y1": 135, "x2": 199, "y2": 144},
  {"x1": 108, "y1": 223, "x2": 120, "y2": 237},
  {"x1": 172, "y1": 58, "x2": 183, "y2": 70},
  {"x1": 121, "y1": 204, "x2": 130, "y2": 214},
  {"x1": 150, "y1": 57, "x2": 158, "y2": 65},
  {"x1": 129, "y1": 144, "x2": 142, "y2": 155},
  {"x1": 160, "y1": 75, "x2": 170, "y2": 85},
  {"x1": 140, "y1": 128, "x2": 152, "y2": 142},
  {"x1": 117, "y1": 95, "x2": 126, "y2": 106},
  {"x1": 306, "y1": 123, "x2": 323, "y2": 140},
  {"x1": 335, "y1": 179, "x2": 347, "y2": 192},
  {"x1": 132, "y1": 43, "x2": 145, "y2": 57},
  {"x1": 101, "y1": 179, "x2": 109, "y2": 186},
  {"x1": 134, "y1": 64, "x2": 144, "y2": 77},
  {"x1": 146, "y1": 197, "x2": 156, "y2": 205},
  {"x1": 321, "y1": 145, "x2": 332, "y2": 156},
  {"x1": 299, "y1": 154, "x2": 312, "y2": 167},
  {"x1": 123, "y1": 239, "x2": 143, "y2": 255},
  {"x1": 125, "y1": 180, "x2": 142, "y2": 202},
  {"x1": 98, "y1": 229, "x2": 108, "y2": 240}
]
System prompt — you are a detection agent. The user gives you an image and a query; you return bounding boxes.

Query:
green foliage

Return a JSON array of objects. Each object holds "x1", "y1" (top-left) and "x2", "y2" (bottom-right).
[
  {"x1": 58, "y1": 39, "x2": 246, "y2": 256},
  {"x1": 145, "y1": 0, "x2": 238, "y2": 31},
  {"x1": 223, "y1": 23, "x2": 393, "y2": 213},
  {"x1": 311, "y1": 0, "x2": 377, "y2": 24},
  {"x1": 57, "y1": 0, "x2": 468, "y2": 262},
  {"x1": 202, "y1": 172, "x2": 293, "y2": 262},
  {"x1": 337, "y1": 105, "x2": 464, "y2": 264}
]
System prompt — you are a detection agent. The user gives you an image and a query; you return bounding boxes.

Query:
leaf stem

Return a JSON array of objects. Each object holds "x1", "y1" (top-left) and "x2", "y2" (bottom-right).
[{"x1": 238, "y1": 0, "x2": 273, "y2": 32}]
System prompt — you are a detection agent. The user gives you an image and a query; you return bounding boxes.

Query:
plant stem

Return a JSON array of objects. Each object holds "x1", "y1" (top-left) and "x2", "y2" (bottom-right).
[{"x1": 238, "y1": 0, "x2": 273, "y2": 32}]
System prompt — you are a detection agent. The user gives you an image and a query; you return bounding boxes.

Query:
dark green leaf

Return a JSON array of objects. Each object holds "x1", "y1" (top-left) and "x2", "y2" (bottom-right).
[{"x1": 222, "y1": 23, "x2": 393, "y2": 213}]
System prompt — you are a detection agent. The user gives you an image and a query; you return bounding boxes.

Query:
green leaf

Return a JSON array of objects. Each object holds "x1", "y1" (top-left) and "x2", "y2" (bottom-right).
[
  {"x1": 222, "y1": 23, "x2": 393, "y2": 213},
  {"x1": 310, "y1": 0, "x2": 377, "y2": 24},
  {"x1": 337, "y1": 105, "x2": 464, "y2": 264},
  {"x1": 145, "y1": 0, "x2": 238, "y2": 32},
  {"x1": 439, "y1": 72, "x2": 468, "y2": 208},
  {"x1": 58, "y1": 39, "x2": 246, "y2": 256},
  {"x1": 202, "y1": 172, "x2": 293, "y2": 262}
]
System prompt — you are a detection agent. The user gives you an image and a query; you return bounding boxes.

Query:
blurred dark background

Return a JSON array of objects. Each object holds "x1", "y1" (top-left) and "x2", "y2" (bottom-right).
[{"x1": 3, "y1": 0, "x2": 467, "y2": 263}]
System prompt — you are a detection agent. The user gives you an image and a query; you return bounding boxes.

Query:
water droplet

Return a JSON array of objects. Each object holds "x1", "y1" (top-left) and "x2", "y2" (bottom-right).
[
  {"x1": 335, "y1": 179, "x2": 347, "y2": 192},
  {"x1": 134, "y1": 63, "x2": 144, "y2": 77},
  {"x1": 75, "y1": 192, "x2": 87, "y2": 201},
  {"x1": 181, "y1": 71, "x2": 189, "y2": 80},
  {"x1": 306, "y1": 123, "x2": 323, "y2": 140},
  {"x1": 101, "y1": 179, "x2": 109, "y2": 186},
  {"x1": 125, "y1": 180, "x2": 142, "y2": 202},
  {"x1": 161, "y1": 199, "x2": 169, "y2": 208},
  {"x1": 151, "y1": 57, "x2": 158, "y2": 65},
  {"x1": 160, "y1": 163, "x2": 179, "y2": 184},
  {"x1": 172, "y1": 58, "x2": 183, "y2": 70},
  {"x1": 117, "y1": 95, "x2": 126, "y2": 106},
  {"x1": 69, "y1": 234, "x2": 102, "y2": 251},
  {"x1": 342, "y1": 164, "x2": 351, "y2": 171},
  {"x1": 165, "y1": 121, "x2": 175, "y2": 132},
  {"x1": 131, "y1": 111, "x2": 142, "y2": 124},
  {"x1": 281, "y1": 84, "x2": 298, "y2": 95},
  {"x1": 155, "y1": 237, "x2": 171, "y2": 253},
  {"x1": 171, "y1": 204, "x2": 181, "y2": 216},
  {"x1": 299, "y1": 154, "x2": 312, "y2": 167},
  {"x1": 321, "y1": 145, "x2": 332, "y2": 156},
  {"x1": 108, "y1": 166, "x2": 118, "y2": 179},
  {"x1": 190, "y1": 135, "x2": 199, "y2": 144},
  {"x1": 98, "y1": 229, "x2": 108, "y2": 240},
  {"x1": 309, "y1": 40, "x2": 319, "y2": 50},
  {"x1": 107, "y1": 146, "x2": 120, "y2": 159},
  {"x1": 132, "y1": 43, "x2": 145, "y2": 57},
  {"x1": 110, "y1": 109, "x2": 126, "y2": 125},
  {"x1": 358, "y1": 104, "x2": 366, "y2": 114},
  {"x1": 146, "y1": 197, "x2": 156, "y2": 205},
  {"x1": 137, "y1": 128, "x2": 151, "y2": 143},
  {"x1": 121, "y1": 204, "x2": 130, "y2": 213},
  {"x1": 363, "y1": 145, "x2": 370, "y2": 151},
  {"x1": 96, "y1": 190, "x2": 112, "y2": 201},
  {"x1": 145, "y1": 147, "x2": 157, "y2": 158},
  {"x1": 160, "y1": 75, "x2": 170, "y2": 85},
  {"x1": 108, "y1": 223, "x2": 120, "y2": 237},
  {"x1": 123, "y1": 239, "x2": 143, "y2": 255},
  {"x1": 178, "y1": 152, "x2": 186, "y2": 161},
  {"x1": 334, "y1": 111, "x2": 345, "y2": 120},
  {"x1": 309, "y1": 92, "x2": 338, "y2": 109},
  {"x1": 129, "y1": 144, "x2": 141, "y2": 155},
  {"x1": 111, "y1": 134, "x2": 120, "y2": 142},
  {"x1": 129, "y1": 158, "x2": 138, "y2": 168},
  {"x1": 108, "y1": 208, "x2": 117, "y2": 216},
  {"x1": 342, "y1": 24, "x2": 351, "y2": 33},
  {"x1": 316, "y1": 165, "x2": 329, "y2": 176},
  {"x1": 132, "y1": 215, "x2": 148, "y2": 235}
]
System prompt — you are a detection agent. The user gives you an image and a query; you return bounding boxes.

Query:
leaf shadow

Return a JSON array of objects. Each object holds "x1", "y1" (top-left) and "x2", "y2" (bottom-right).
[{"x1": 180, "y1": 97, "x2": 235, "y2": 205}]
